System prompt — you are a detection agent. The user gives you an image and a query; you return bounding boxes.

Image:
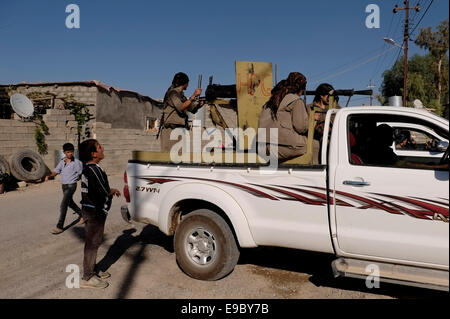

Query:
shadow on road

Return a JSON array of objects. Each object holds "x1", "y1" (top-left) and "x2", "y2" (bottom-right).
[
  {"x1": 71, "y1": 224, "x2": 86, "y2": 241},
  {"x1": 70, "y1": 223, "x2": 174, "y2": 298},
  {"x1": 71, "y1": 222, "x2": 447, "y2": 299},
  {"x1": 109, "y1": 225, "x2": 174, "y2": 298},
  {"x1": 63, "y1": 216, "x2": 83, "y2": 232},
  {"x1": 238, "y1": 246, "x2": 448, "y2": 299}
]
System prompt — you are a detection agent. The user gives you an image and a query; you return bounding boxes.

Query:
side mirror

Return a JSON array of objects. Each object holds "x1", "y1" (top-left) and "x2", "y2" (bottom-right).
[{"x1": 436, "y1": 141, "x2": 449, "y2": 152}]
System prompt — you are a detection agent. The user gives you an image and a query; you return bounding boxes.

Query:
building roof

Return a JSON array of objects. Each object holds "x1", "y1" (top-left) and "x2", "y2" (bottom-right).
[{"x1": 0, "y1": 80, "x2": 163, "y2": 106}]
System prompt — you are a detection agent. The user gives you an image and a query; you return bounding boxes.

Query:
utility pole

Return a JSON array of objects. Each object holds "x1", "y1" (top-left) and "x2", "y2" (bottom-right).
[
  {"x1": 394, "y1": 1, "x2": 420, "y2": 107},
  {"x1": 368, "y1": 80, "x2": 376, "y2": 106}
]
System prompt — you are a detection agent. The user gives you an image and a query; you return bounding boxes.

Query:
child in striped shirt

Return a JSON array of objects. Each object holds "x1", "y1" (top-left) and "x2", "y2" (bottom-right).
[{"x1": 78, "y1": 139, "x2": 121, "y2": 289}]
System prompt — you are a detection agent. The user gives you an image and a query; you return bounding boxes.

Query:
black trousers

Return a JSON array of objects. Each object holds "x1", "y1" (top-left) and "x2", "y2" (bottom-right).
[
  {"x1": 57, "y1": 183, "x2": 81, "y2": 229},
  {"x1": 81, "y1": 207, "x2": 106, "y2": 280}
]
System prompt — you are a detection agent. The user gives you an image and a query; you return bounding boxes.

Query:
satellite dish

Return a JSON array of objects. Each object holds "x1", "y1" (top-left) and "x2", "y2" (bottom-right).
[{"x1": 10, "y1": 93, "x2": 34, "y2": 118}]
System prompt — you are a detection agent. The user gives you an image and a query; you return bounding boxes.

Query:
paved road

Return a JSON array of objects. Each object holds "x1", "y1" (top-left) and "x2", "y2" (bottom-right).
[{"x1": 0, "y1": 175, "x2": 446, "y2": 299}]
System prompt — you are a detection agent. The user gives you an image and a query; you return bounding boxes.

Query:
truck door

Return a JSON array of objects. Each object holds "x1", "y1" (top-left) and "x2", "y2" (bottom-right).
[{"x1": 332, "y1": 112, "x2": 449, "y2": 268}]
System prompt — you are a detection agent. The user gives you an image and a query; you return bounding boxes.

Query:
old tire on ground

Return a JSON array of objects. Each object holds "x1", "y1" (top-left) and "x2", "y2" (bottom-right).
[
  {"x1": 0, "y1": 155, "x2": 10, "y2": 175},
  {"x1": 9, "y1": 149, "x2": 47, "y2": 182},
  {"x1": 174, "y1": 209, "x2": 240, "y2": 281}
]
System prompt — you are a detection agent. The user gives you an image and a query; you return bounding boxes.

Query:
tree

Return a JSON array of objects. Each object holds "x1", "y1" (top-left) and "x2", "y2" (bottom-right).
[
  {"x1": 380, "y1": 53, "x2": 449, "y2": 114},
  {"x1": 415, "y1": 19, "x2": 449, "y2": 104},
  {"x1": 380, "y1": 19, "x2": 449, "y2": 116}
]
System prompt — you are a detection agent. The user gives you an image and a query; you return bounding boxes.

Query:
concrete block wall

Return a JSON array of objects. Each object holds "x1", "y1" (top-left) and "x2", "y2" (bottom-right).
[
  {"x1": 93, "y1": 122, "x2": 161, "y2": 174},
  {"x1": 0, "y1": 114, "x2": 161, "y2": 176},
  {"x1": 2, "y1": 84, "x2": 165, "y2": 176},
  {"x1": 42, "y1": 109, "x2": 78, "y2": 169},
  {"x1": 12, "y1": 85, "x2": 98, "y2": 120},
  {"x1": 0, "y1": 109, "x2": 77, "y2": 172},
  {"x1": 0, "y1": 119, "x2": 37, "y2": 158},
  {"x1": 96, "y1": 90, "x2": 162, "y2": 130}
]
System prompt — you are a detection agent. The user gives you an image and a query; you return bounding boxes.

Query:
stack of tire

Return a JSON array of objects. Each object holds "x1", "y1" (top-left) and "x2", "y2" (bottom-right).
[{"x1": 0, "y1": 150, "x2": 47, "y2": 191}]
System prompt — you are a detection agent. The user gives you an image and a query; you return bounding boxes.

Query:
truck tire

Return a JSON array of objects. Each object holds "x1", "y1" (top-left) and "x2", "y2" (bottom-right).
[
  {"x1": 174, "y1": 209, "x2": 240, "y2": 281},
  {"x1": 9, "y1": 149, "x2": 47, "y2": 182}
]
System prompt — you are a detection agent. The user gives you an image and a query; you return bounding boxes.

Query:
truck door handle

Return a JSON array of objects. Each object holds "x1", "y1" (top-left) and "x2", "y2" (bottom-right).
[{"x1": 343, "y1": 180, "x2": 371, "y2": 186}]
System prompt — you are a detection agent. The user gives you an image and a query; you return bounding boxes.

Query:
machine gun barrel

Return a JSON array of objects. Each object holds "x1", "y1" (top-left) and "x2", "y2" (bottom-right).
[{"x1": 305, "y1": 89, "x2": 373, "y2": 96}]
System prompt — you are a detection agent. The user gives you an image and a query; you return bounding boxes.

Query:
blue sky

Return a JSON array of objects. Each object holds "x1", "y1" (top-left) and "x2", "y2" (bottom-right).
[{"x1": 0, "y1": 0, "x2": 448, "y2": 106}]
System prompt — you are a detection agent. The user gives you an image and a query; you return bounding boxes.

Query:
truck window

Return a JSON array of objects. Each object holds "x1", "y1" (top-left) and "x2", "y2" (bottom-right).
[
  {"x1": 347, "y1": 114, "x2": 449, "y2": 170},
  {"x1": 393, "y1": 127, "x2": 440, "y2": 152}
]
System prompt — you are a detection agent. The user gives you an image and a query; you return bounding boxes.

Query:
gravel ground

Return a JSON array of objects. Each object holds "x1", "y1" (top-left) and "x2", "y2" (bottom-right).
[{"x1": 0, "y1": 174, "x2": 447, "y2": 299}]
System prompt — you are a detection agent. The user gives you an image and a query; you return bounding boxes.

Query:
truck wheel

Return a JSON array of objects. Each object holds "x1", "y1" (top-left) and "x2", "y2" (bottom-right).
[{"x1": 174, "y1": 209, "x2": 240, "y2": 281}]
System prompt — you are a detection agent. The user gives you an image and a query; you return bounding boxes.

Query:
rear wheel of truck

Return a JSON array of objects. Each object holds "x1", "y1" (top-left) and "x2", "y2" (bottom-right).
[{"x1": 174, "y1": 209, "x2": 240, "y2": 281}]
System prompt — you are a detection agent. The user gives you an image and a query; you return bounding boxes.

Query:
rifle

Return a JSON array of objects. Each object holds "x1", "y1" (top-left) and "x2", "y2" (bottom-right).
[
  {"x1": 156, "y1": 111, "x2": 165, "y2": 140},
  {"x1": 193, "y1": 75, "x2": 202, "y2": 103}
]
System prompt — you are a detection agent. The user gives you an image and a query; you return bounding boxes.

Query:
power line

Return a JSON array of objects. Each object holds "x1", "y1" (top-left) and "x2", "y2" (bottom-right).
[
  {"x1": 409, "y1": 0, "x2": 422, "y2": 25},
  {"x1": 410, "y1": 0, "x2": 434, "y2": 37},
  {"x1": 350, "y1": 96, "x2": 371, "y2": 102},
  {"x1": 370, "y1": 12, "x2": 396, "y2": 80},
  {"x1": 309, "y1": 45, "x2": 395, "y2": 81},
  {"x1": 370, "y1": 35, "x2": 405, "y2": 82},
  {"x1": 392, "y1": 0, "x2": 420, "y2": 107},
  {"x1": 311, "y1": 46, "x2": 397, "y2": 85},
  {"x1": 391, "y1": 4, "x2": 405, "y2": 39},
  {"x1": 377, "y1": 35, "x2": 405, "y2": 73},
  {"x1": 392, "y1": 44, "x2": 404, "y2": 67}
]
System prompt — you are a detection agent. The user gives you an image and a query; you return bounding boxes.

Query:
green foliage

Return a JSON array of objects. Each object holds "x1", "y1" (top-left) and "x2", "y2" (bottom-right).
[
  {"x1": 62, "y1": 95, "x2": 94, "y2": 146},
  {"x1": 407, "y1": 73, "x2": 427, "y2": 105},
  {"x1": 34, "y1": 114, "x2": 49, "y2": 155},
  {"x1": 8, "y1": 89, "x2": 94, "y2": 151},
  {"x1": 36, "y1": 114, "x2": 49, "y2": 135},
  {"x1": 380, "y1": 20, "x2": 449, "y2": 115},
  {"x1": 34, "y1": 127, "x2": 47, "y2": 154},
  {"x1": 415, "y1": 19, "x2": 449, "y2": 61}
]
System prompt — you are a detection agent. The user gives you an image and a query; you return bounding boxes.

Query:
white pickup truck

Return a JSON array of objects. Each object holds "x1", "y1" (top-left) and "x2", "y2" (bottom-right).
[{"x1": 121, "y1": 106, "x2": 449, "y2": 291}]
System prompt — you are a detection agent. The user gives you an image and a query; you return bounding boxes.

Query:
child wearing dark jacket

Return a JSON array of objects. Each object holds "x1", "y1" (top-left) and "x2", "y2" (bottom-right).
[{"x1": 78, "y1": 139, "x2": 120, "y2": 289}]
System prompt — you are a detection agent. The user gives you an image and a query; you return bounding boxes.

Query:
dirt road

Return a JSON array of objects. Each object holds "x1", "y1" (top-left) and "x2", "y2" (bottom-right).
[{"x1": 0, "y1": 175, "x2": 446, "y2": 299}]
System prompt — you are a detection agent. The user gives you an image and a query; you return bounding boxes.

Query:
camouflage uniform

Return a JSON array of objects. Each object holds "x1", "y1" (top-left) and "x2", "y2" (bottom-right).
[
  {"x1": 308, "y1": 102, "x2": 341, "y2": 142},
  {"x1": 160, "y1": 86, "x2": 199, "y2": 152}
]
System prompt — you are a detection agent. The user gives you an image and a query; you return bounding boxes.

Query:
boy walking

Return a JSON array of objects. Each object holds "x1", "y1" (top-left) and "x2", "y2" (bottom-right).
[
  {"x1": 46, "y1": 143, "x2": 83, "y2": 235},
  {"x1": 78, "y1": 139, "x2": 121, "y2": 289}
]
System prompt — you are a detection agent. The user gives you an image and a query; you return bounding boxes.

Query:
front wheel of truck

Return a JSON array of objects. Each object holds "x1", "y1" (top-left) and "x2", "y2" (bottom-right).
[{"x1": 174, "y1": 209, "x2": 240, "y2": 281}]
